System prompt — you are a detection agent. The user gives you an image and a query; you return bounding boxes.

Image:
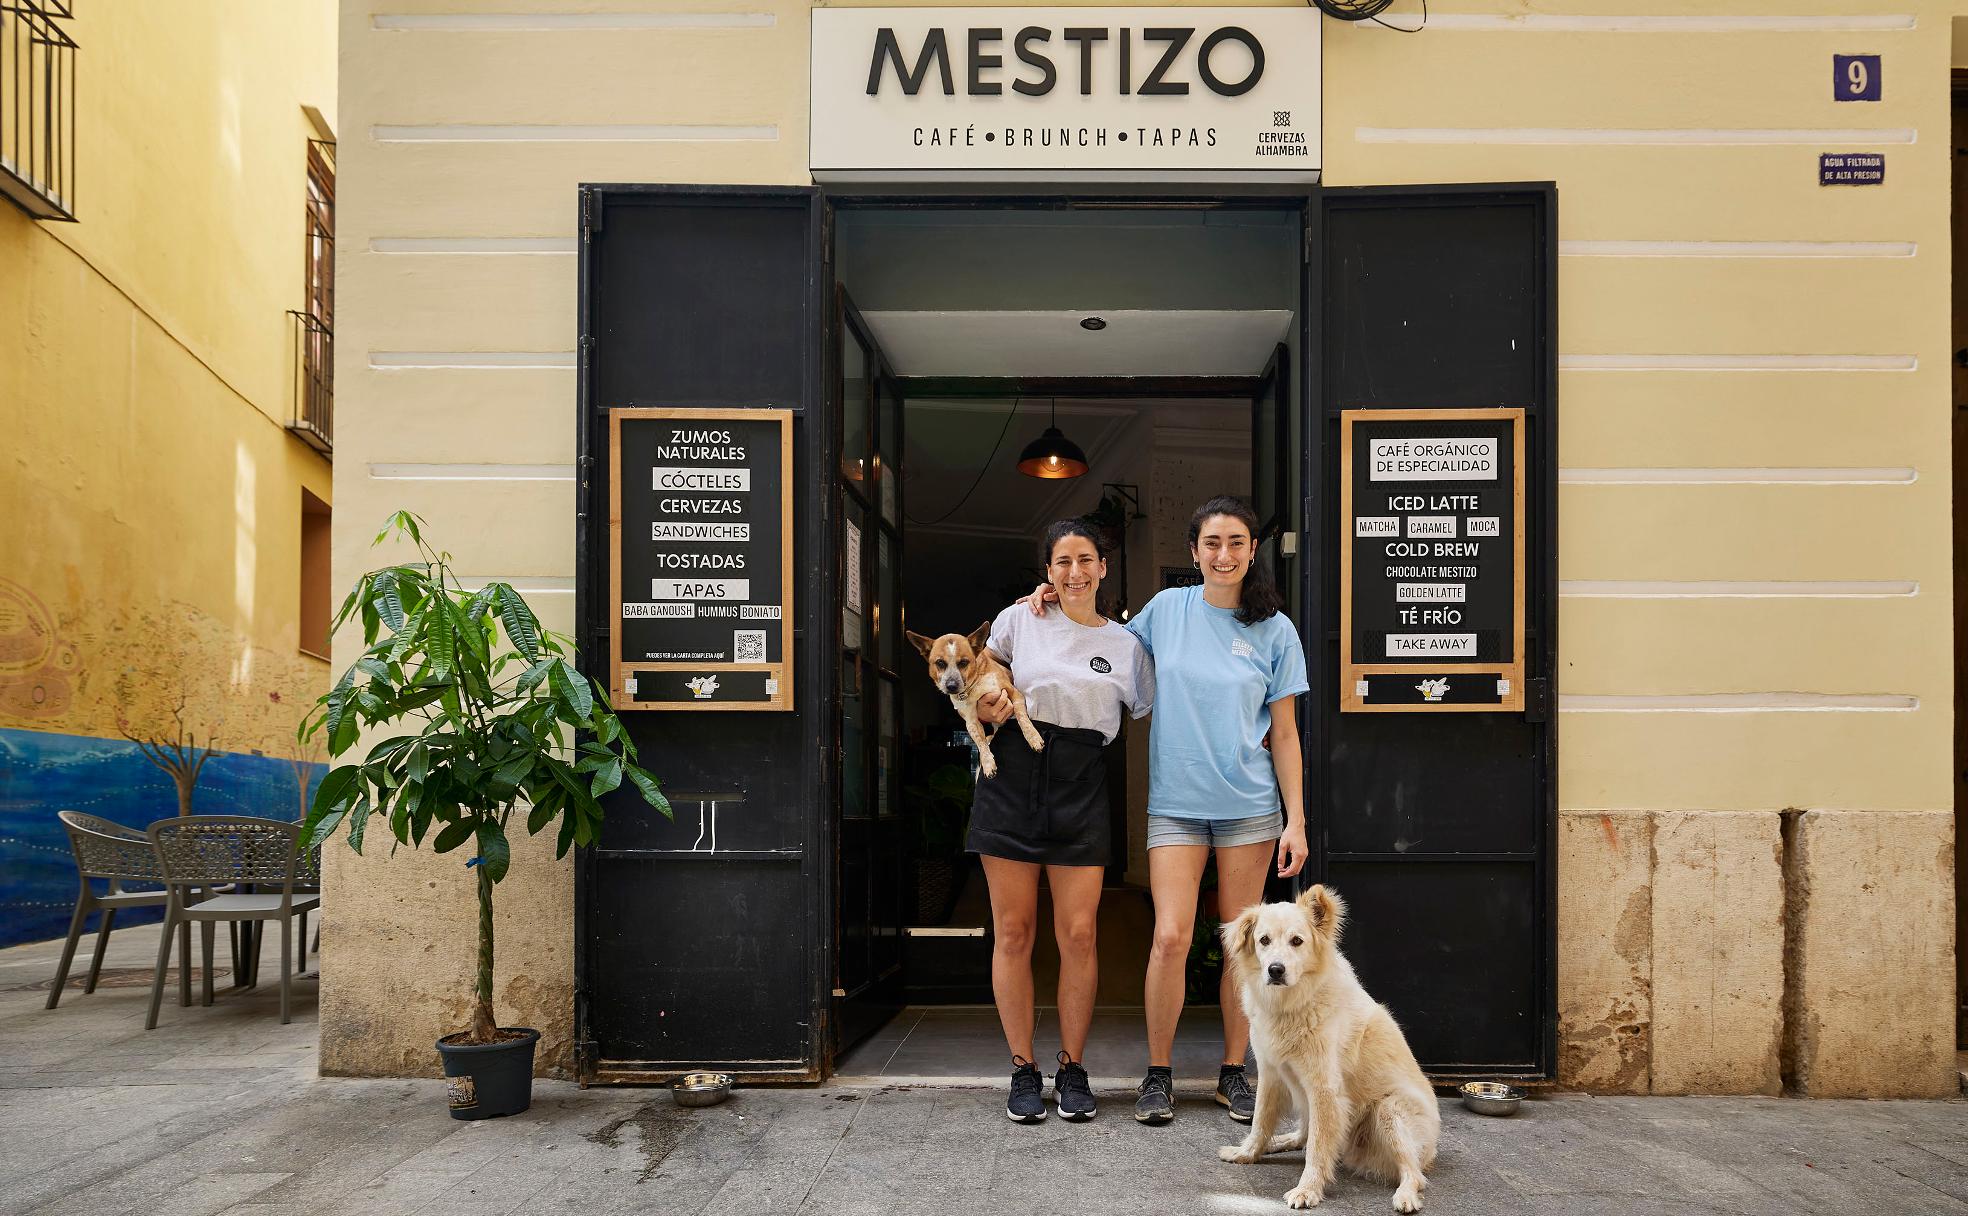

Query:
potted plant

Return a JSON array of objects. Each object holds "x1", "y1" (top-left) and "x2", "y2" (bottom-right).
[{"x1": 302, "y1": 512, "x2": 669, "y2": 1119}]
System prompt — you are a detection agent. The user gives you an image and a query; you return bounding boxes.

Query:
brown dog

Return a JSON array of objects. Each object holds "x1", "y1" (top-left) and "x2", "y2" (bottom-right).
[{"x1": 905, "y1": 622, "x2": 1045, "y2": 779}]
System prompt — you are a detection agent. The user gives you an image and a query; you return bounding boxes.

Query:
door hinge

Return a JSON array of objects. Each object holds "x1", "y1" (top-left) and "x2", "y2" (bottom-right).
[
  {"x1": 1525, "y1": 677, "x2": 1552, "y2": 723},
  {"x1": 581, "y1": 191, "x2": 602, "y2": 239}
]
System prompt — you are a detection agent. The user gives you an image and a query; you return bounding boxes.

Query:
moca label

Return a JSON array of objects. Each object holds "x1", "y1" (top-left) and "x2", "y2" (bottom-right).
[{"x1": 810, "y1": 8, "x2": 1321, "y2": 181}]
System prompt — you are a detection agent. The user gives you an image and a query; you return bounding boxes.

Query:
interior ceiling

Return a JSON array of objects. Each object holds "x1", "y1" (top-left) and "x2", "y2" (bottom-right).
[
  {"x1": 901, "y1": 398, "x2": 1250, "y2": 539},
  {"x1": 862, "y1": 309, "x2": 1292, "y2": 378}
]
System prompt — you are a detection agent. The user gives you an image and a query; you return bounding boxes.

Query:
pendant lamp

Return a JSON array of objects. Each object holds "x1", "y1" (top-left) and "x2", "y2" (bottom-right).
[{"x1": 1016, "y1": 398, "x2": 1089, "y2": 479}]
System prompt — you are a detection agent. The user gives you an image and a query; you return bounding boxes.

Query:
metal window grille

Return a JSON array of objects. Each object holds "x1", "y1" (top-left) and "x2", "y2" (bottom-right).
[
  {"x1": 288, "y1": 138, "x2": 334, "y2": 456},
  {"x1": 0, "y1": 0, "x2": 76, "y2": 221}
]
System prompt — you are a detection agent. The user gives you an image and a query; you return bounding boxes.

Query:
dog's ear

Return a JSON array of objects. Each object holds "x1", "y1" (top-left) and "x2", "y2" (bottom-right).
[
  {"x1": 1297, "y1": 884, "x2": 1347, "y2": 944},
  {"x1": 905, "y1": 630, "x2": 936, "y2": 659},
  {"x1": 1220, "y1": 906, "x2": 1260, "y2": 968},
  {"x1": 966, "y1": 620, "x2": 993, "y2": 653}
]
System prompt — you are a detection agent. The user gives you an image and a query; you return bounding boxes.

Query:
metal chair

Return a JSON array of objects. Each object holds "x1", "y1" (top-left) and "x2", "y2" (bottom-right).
[
  {"x1": 145, "y1": 816, "x2": 320, "y2": 1027},
  {"x1": 46, "y1": 811, "x2": 181, "y2": 1009}
]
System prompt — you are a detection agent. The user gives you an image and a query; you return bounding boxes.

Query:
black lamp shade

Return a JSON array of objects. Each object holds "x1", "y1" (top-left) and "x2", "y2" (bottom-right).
[{"x1": 1017, "y1": 426, "x2": 1089, "y2": 479}]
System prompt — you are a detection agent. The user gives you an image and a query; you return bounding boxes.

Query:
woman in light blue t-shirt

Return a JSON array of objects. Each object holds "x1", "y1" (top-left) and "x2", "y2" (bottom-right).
[{"x1": 1007, "y1": 495, "x2": 1307, "y2": 1127}]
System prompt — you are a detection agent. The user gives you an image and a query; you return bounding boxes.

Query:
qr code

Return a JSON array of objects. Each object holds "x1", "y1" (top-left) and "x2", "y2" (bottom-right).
[{"x1": 734, "y1": 630, "x2": 766, "y2": 662}]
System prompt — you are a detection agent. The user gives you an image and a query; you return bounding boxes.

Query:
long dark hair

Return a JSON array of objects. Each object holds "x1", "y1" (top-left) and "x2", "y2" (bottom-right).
[{"x1": 1188, "y1": 495, "x2": 1282, "y2": 626}]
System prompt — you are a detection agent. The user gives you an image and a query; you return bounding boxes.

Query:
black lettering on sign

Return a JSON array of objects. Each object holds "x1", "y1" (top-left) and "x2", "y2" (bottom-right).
[{"x1": 868, "y1": 27, "x2": 954, "y2": 96}]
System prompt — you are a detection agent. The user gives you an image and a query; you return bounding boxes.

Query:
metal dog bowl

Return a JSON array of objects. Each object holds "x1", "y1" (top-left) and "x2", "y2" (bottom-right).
[
  {"x1": 1458, "y1": 1081, "x2": 1526, "y2": 1116},
  {"x1": 671, "y1": 1072, "x2": 735, "y2": 1107}
]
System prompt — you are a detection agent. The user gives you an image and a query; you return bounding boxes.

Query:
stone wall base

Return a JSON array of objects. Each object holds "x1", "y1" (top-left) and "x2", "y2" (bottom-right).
[{"x1": 1559, "y1": 807, "x2": 1956, "y2": 1097}]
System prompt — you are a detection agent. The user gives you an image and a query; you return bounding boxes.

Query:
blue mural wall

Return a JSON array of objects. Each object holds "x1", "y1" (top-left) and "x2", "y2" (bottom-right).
[{"x1": 0, "y1": 727, "x2": 326, "y2": 949}]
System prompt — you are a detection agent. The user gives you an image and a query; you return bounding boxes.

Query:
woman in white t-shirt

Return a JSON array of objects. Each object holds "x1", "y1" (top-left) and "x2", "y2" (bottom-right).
[{"x1": 964, "y1": 518, "x2": 1152, "y2": 1126}]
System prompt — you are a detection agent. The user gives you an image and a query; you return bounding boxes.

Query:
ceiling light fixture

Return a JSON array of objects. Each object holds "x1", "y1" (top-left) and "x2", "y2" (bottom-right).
[{"x1": 1017, "y1": 398, "x2": 1089, "y2": 480}]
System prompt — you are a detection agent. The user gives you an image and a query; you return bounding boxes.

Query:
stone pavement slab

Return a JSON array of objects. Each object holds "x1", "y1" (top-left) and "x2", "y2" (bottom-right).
[{"x1": 4, "y1": 924, "x2": 1965, "y2": 1215}]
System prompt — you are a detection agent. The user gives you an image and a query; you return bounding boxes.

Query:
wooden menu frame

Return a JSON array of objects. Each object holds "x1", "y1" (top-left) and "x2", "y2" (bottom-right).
[
  {"x1": 1339, "y1": 406, "x2": 1526, "y2": 713},
  {"x1": 609, "y1": 406, "x2": 794, "y2": 711}
]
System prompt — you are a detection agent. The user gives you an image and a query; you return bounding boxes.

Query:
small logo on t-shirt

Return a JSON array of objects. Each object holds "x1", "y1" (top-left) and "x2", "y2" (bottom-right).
[
  {"x1": 1089, "y1": 656, "x2": 1112, "y2": 674},
  {"x1": 1230, "y1": 639, "x2": 1254, "y2": 658}
]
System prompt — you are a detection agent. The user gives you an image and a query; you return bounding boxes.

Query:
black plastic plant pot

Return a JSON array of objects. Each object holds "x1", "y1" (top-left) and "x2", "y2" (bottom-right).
[{"x1": 436, "y1": 1027, "x2": 540, "y2": 1120}]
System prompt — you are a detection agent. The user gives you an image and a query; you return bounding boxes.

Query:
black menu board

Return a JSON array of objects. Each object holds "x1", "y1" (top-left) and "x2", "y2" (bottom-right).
[
  {"x1": 1340, "y1": 408, "x2": 1525, "y2": 713},
  {"x1": 609, "y1": 407, "x2": 793, "y2": 711}
]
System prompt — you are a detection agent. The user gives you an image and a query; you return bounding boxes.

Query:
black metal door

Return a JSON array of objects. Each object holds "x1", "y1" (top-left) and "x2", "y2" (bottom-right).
[
  {"x1": 574, "y1": 185, "x2": 835, "y2": 1083},
  {"x1": 1311, "y1": 186, "x2": 1558, "y2": 1077},
  {"x1": 833, "y1": 291, "x2": 907, "y2": 1051}
]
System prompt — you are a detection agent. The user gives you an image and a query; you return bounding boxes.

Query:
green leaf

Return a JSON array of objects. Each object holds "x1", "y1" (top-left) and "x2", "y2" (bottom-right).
[
  {"x1": 373, "y1": 568, "x2": 407, "y2": 632},
  {"x1": 308, "y1": 809, "x2": 347, "y2": 848},
  {"x1": 555, "y1": 812, "x2": 577, "y2": 860},
  {"x1": 305, "y1": 764, "x2": 363, "y2": 832},
  {"x1": 496, "y1": 584, "x2": 542, "y2": 662},
  {"x1": 526, "y1": 790, "x2": 562, "y2": 835},
  {"x1": 591, "y1": 757, "x2": 622, "y2": 798},
  {"x1": 516, "y1": 657, "x2": 555, "y2": 694},
  {"x1": 597, "y1": 713, "x2": 623, "y2": 745},
  {"x1": 626, "y1": 766, "x2": 673, "y2": 820},
  {"x1": 477, "y1": 824, "x2": 511, "y2": 884},
  {"x1": 426, "y1": 600, "x2": 455, "y2": 683},
  {"x1": 347, "y1": 798, "x2": 374, "y2": 854},
  {"x1": 550, "y1": 659, "x2": 593, "y2": 720},
  {"x1": 406, "y1": 742, "x2": 429, "y2": 784},
  {"x1": 432, "y1": 818, "x2": 475, "y2": 854}
]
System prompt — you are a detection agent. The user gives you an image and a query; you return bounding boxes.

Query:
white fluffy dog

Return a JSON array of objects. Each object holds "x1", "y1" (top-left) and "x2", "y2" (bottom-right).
[{"x1": 1218, "y1": 885, "x2": 1440, "y2": 1211}]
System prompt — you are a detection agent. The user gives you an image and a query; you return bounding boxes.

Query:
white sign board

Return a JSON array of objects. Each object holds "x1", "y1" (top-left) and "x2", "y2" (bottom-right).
[{"x1": 811, "y1": 8, "x2": 1321, "y2": 182}]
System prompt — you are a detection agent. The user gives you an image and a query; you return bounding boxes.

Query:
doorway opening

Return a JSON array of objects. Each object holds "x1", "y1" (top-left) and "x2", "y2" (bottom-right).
[{"x1": 826, "y1": 203, "x2": 1305, "y2": 1075}]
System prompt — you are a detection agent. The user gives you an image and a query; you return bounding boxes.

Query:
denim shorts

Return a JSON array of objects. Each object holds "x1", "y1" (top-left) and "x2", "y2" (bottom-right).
[{"x1": 1145, "y1": 810, "x2": 1283, "y2": 850}]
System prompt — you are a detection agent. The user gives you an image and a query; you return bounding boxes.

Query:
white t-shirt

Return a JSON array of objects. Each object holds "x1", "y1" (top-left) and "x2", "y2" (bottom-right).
[{"x1": 987, "y1": 605, "x2": 1155, "y2": 744}]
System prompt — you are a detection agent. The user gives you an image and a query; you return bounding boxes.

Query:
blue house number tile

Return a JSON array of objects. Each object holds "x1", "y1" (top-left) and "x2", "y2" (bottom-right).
[{"x1": 1834, "y1": 54, "x2": 1881, "y2": 102}]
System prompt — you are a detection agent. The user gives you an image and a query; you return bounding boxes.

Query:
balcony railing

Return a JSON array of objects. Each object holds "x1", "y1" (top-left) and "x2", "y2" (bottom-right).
[
  {"x1": 288, "y1": 310, "x2": 333, "y2": 457},
  {"x1": 0, "y1": 1, "x2": 76, "y2": 221}
]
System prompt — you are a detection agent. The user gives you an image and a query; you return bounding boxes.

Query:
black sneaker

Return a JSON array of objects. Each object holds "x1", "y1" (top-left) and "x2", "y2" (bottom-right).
[
  {"x1": 1007, "y1": 1056, "x2": 1046, "y2": 1123},
  {"x1": 1134, "y1": 1067, "x2": 1175, "y2": 1124},
  {"x1": 1216, "y1": 1065, "x2": 1255, "y2": 1123},
  {"x1": 1053, "y1": 1051, "x2": 1096, "y2": 1122}
]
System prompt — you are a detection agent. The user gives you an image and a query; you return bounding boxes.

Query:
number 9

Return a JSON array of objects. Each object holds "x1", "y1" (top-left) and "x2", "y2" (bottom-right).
[{"x1": 1848, "y1": 59, "x2": 1869, "y2": 95}]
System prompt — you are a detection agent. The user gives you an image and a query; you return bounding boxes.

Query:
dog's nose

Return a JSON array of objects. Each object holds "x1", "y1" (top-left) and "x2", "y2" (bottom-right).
[{"x1": 1266, "y1": 962, "x2": 1286, "y2": 984}]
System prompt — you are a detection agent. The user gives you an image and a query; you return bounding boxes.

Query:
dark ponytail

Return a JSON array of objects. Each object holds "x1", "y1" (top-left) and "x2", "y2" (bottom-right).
[{"x1": 1188, "y1": 495, "x2": 1283, "y2": 626}]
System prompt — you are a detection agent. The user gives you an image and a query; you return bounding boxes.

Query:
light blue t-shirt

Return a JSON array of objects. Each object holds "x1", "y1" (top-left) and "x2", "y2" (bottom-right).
[{"x1": 1127, "y1": 585, "x2": 1309, "y2": 821}]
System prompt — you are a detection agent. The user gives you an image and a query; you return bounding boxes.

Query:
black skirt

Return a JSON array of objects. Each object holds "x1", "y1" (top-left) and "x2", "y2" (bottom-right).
[{"x1": 965, "y1": 720, "x2": 1110, "y2": 867}]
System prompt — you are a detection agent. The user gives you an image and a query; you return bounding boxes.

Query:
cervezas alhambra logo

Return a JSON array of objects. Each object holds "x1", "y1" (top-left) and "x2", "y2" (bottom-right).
[
  {"x1": 686, "y1": 675, "x2": 721, "y2": 700},
  {"x1": 1415, "y1": 677, "x2": 1450, "y2": 703}
]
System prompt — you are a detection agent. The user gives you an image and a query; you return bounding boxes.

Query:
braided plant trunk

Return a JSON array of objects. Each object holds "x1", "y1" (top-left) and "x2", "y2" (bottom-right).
[{"x1": 470, "y1": 842, "x2": 498, "y2": 1042}]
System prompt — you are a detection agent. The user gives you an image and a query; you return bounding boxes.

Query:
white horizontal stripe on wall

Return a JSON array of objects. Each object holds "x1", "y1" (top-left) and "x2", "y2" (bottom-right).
[
  {"x1": 369, "y1": 352, "x2": 575, "y2": 370},
  {"x1": 369, "y1": 464, "x2": 575, "y2": 481},
  {"x1": 370, "y1": 237, "x2": 577, "y2": 254},
  {"x1": 1560, "y1": 240, "x2": 1916, "y2": 258},
  {"x1": 373, "y1": 13, "x2": 775, "y2": 31},
  {"x1": 373, "y1": 124, "x2": 777, "y2": 143},
  {"x1": 1560, "y1": 467, "x2": 1916, "y2": 485},
  {"x1": 1367, "y1": 15, "x2": 1915, "y2": 34},
  {"x1": 1355, "y1": 127, "x2": 1915, "y2": 146},
  {"x1": 1562, "y1": 693, "x2": 1918, "y2": 713},
  {"x1": 1560, "y1": 580, "x2": 1918, "y2": 598},
  {"x1": 1560, "y1": 354, "x2": 1916, "y2": 371}
]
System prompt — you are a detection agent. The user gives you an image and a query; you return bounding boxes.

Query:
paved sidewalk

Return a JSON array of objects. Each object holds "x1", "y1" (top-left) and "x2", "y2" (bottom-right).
[{"x1": 4, "y1": 925, "x2": 1966, "y2": 1215}]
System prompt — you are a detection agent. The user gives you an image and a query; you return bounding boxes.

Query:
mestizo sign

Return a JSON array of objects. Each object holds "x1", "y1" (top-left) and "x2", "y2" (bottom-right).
[
  {"x1": 810, "y1": 7, "x2": 1321, "y2": 182},
  {"x1": 610, "y1": 407, "x2": 794, "y2": 712}
]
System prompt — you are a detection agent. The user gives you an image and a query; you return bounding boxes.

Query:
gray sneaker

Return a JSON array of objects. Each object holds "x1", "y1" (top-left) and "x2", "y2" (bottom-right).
[
  {"x1": 1134, "y1": 1068, "x2": 1175, "y2": 1124},
  {"x1": 1216, "y1": 1065, "x2": 1255, "y2": 1123}
]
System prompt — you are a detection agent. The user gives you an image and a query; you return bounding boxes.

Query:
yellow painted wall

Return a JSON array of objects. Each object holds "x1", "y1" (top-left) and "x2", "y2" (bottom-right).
[
  {"x1": 330, "y1": 1, "x2": 1959, "y2": 1091},
  {"x1": 0, "y1": 0, "x2": 337, "y2": 759}
]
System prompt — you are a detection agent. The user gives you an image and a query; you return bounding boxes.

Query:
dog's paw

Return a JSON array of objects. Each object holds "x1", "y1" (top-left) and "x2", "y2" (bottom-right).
[
  {"x1": 1285, "y1": 1184, "x2": 1325, "y2": 1209},
  {"x1": 978, "y1": 758, "x2": 997, "y2": 779},
  {"x1": 1028, "y1": 735, "x2": 1046, "y2": 751},
  {"x1": 1391, "y1": 1183, "x2": 1423, "y2": 1213},
  {"x1": 1218, "y1": 1144, "x2": 1258, "y2": 1165}
]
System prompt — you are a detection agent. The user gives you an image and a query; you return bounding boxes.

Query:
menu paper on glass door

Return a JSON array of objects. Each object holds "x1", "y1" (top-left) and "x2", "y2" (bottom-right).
[
  {"x1": 610, "y1": 408, "x2": 793, "y2": 711},
  {"x1": 1339, "y1": 408, "x2": 1526, "y2": 713},
  {"x1": 809, "y1": 8, "x2": 1321, "y2": 181}
]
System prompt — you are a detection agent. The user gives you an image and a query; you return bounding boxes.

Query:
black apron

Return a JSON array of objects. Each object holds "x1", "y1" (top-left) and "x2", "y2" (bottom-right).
[{"x1": 965, "y1": 720, "x2": 1110, "y2": 867}]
